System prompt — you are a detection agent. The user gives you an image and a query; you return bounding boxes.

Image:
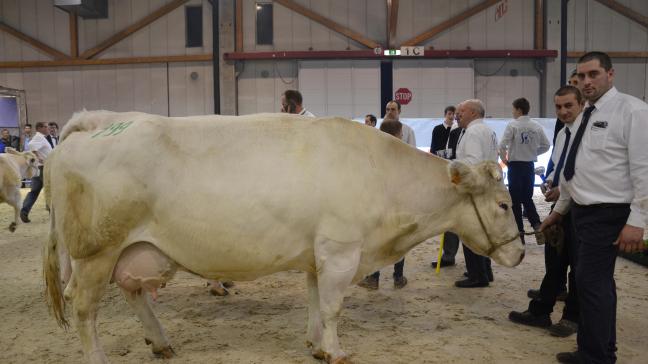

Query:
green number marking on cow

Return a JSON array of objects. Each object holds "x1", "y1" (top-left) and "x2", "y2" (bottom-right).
[{"x1": 91, "y1": 121, "x2": 134, "y2": 138}]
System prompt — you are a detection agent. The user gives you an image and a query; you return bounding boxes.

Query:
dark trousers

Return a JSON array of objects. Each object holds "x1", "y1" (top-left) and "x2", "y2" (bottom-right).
[
  {"x1": 507, "y1": 161, "x2": 541, "y2": 232},
  {"x1": 462, "y1": 244, "x2": 492, "y2": 283},
  {"x1": 572, "y1": 204, "x2": 629, "y2": 364},
  {"x1": 370, "y1": 258, "x2": 405, "y2": 279},
  {"x1": 529, "y1": 212, "x2": 579, "y2": 322},
  {"x1": 21, "y1": 166, "x2": 44, "y2": 215},
  {"x1": 440, "y1": 231, "x2": 460, "y2": 263}
]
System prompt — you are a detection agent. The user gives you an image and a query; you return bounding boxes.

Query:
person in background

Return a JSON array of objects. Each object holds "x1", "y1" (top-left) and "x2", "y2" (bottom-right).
[
  {"x1": 281, "y1": 90, "x2": 315, "y2": 117},
  {"x1": 46, "y1": 122, "x2": 59, "y2": 148},
  {"x1": 453, "y1": 99, "x2": 497, "y2": 288},
  {"x1": 429, "y1": 105, "x2": 462, "y2": 269},
  {"x1": 0, "y1": 129, "x2": 19, "y2": 152},
  {"x1": 383, "y1": 100, "x2": 416, "y2": 147},
  {"x1": 20, "y1": 122, "x2": 53, "y2": 223},
  {"x1": 357, "y1": 120, "x2": 409, "y2": 290},
  {"x1": 20, "y1": 123, "x2": 32, "y2": 152},
  {"x1": 499, "y1": 98, "x2": 550, "y2": 244},
  {"x1": 364, "y1": 114, "x2": 377, "y2": 127}
]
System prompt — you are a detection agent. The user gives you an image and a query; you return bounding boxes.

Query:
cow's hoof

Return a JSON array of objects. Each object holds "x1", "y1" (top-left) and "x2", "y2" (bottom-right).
[
  {"x1": 330, "y1": 356, "x2": 352, "y2": 364},
  {"x1": 312, "y1": 349, "x2": 328, "y2": 360},
  {"x1": 153, "y1": 346, "x2": 176, "y2": 359},
  {"x1": 144, "y1": 338, "x2": 152, "y2": 345},
  {"x1": 9, "y1": 223, "x2": 16, "y2": 232},
  {"x1": 222, "y1": 281, "x2": 234, "y2": 288},
  {"x1": 209, "y1": 285, "x2": 229, "y2": 296}
]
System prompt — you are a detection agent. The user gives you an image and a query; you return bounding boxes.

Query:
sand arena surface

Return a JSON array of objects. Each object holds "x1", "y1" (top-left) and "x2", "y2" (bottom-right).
[{"x1": 0, "y1": 189, "x2": 646, "y2": 363}]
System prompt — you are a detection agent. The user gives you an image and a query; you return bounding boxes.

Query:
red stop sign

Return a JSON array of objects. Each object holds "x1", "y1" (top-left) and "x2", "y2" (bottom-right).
[{"x1": 395, "y1": 88, "x2": 412, "y2": 105}]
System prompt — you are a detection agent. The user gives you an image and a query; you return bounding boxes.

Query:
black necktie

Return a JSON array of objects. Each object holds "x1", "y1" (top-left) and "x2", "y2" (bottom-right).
[
  {"x1": 457, "y1": 129, "x2": 466, "y2": 146},
  {"x1": 551, "y1": 128, "x2": 571, "y2": 187},
  {"x1": 563, "y1": 105, "x2": 596, "y2": 181}
]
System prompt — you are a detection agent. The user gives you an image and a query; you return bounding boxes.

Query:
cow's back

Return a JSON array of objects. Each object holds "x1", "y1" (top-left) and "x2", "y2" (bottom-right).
[{"x1": 49, "y1": 111, "x2": 434, "y2": 278}]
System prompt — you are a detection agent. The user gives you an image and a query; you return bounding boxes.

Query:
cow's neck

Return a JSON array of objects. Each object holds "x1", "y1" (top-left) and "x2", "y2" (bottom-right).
[{"x1": 386, "y1": 153, "x2": 466, "y2": 255}]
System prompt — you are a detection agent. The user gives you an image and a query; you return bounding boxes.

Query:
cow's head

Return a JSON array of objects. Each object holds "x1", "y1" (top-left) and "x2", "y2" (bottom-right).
[
  {"x1": 5, "y1": 147, "x2": 40, "y2": 178},
  {"x1": 448, "y1": 160, "x2": 524, "y2": 267}
]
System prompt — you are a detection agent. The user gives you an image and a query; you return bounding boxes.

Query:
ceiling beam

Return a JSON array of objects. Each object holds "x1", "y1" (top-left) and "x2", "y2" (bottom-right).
[
  {"x1": 593, "y1": 0, "x2": 648, "y2": 29},
  {"x1": 0, "y1": 54, "x2": 212, "y2": 69},
  {"x1": 387, "y1": 0, "x2": 399, "y2": 48},
  {"x1": 274, "y1": 0, "x2": 380, "y2": 49},
  {"x1": 401, "y1": 0, "x2": 501, "y2": 46},
  {"x1": 69, "y1": 13, "x2": 79, "y2": 58},
  {"x1": 0, "y1": 21, "x2": 71, "y2": 60},
  {"x1": 80, "y1": 0, "x2": 190, "y2": 59},
  {"x1": 568, "y1": 51, "x2": 648, "y2": 58}
]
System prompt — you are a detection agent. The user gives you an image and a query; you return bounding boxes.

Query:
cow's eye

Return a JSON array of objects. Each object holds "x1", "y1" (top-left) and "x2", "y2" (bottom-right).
[{"x1": 498, "y1": 202, "x2": 508, "y2": 211}]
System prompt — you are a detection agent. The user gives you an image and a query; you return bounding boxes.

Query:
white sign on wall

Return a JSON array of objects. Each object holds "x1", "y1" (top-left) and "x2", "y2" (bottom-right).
[{"x1": 400, "y1": 46, "x2": 425, "y2": 56}]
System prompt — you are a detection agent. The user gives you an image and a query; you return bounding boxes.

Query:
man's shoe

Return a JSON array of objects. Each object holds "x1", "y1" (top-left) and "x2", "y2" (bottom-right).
[
  {"x1": 556, "y1": 351, "x2": 582, "y2": 364},
  {"x1": 548, "y1": 319, "x2": 578, "y2": 338},
  {"x1": 430, "y1": 260, "x2": 455, "y2": 269},
  {"x1": 527, "y1": 289, "x2": 540, "y2": 299},
  {"x1": 20, "y1": 211, "x2": 30, "y2": 223},
  {"x1": 454, "y1": 278, "x2": 489, "y2": 288},
  {"x1": 463, "y1": 271, "x2": 493, "y2": 282},
  {"x1": 357, "y1": 276, "x2": 379, "y2": 290},
  {"x1": 394, "y1": 276, "x2": 408, "y2": 289},
  {"x1": 508, "y1": 310, "x2": 551, "y2": 327}
]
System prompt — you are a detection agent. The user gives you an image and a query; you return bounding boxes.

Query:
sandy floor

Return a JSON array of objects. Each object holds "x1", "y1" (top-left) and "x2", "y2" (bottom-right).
[{"x1": 0, "y1": 189, "x2": 646, "y2": 364}]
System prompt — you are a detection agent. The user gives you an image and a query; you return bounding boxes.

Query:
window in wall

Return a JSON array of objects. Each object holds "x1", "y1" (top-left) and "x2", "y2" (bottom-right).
[
  {"x1": 256, "y1": 2, "x2": 273, "y2": 45},
  {"x1": 185, "y1": 5, "x2": 203, "y2": 48}
]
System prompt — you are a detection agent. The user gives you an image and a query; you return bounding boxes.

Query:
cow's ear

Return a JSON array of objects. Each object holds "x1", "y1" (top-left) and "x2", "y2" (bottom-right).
[
  {"x1": 448, "y1": 161, "x2": 477, "y2": 193},
  {"x1": 482, "y1": 160, "x2": 503, "y2": 182}
]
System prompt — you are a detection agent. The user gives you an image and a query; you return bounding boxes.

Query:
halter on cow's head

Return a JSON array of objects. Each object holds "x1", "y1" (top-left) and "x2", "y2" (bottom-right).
[{"x1": 448, "y1": 160, "x2": 525, "y2": 267}]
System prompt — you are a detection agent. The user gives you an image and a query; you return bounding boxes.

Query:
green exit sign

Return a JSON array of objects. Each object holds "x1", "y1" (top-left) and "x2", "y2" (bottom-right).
[{"x1": 383, "y1": 49, "x2": 401, "y2": 56}]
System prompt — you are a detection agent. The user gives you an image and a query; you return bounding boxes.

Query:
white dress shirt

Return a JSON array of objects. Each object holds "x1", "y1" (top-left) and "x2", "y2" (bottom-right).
[
  {"x1": 456, "y1": 119, "x2": 499, "y2": 165},
  {"x1": 546, "y1": 117, "x2": 582, "y2": 182},
  {"x1": 499, "y1": 115, "x2": 551, "y2": 162},
  {"x1": 299, "y1": 109, "x2": 315, "y2": 117},
  {"x1": 555, "y1": 87, "x2": 648, "y2": 228},
  {"x1": 27, "y1": 131, "x2": 53, "y2": 165},
  {"x1": 401, "y1": 123, "x2": 417, "y2": 147}
]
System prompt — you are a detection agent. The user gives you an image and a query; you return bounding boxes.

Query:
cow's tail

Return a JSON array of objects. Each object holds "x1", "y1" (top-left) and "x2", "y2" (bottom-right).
[{"x1": 43, "y1": 205, "x2": 69, "y2": 328}]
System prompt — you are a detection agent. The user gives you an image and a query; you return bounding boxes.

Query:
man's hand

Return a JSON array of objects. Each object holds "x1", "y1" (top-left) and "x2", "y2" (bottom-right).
[
  {"x1": 539, "y1": 211, "x2": 563, "y2": 232},
  {"x1": 614, "y1": 225, "x2": 645, "y2": 253},
  {"x1": 544, "y1": 186, "x2": 560, "y2": 202}
]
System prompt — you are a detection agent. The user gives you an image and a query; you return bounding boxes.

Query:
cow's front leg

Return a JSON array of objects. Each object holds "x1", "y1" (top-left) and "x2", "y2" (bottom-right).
[
  {"x1": 314, "y1": 237, "x2": 361, "y2": 364},
  {"x1": 306, "y1": 271, "x2": 323, "y2": 356},
  {"x1": 121, "y1": 289, "x2": 175, "y2": 358},
  {"x1": 6, "y1": 188, "x2": 21, "y2": 232}
]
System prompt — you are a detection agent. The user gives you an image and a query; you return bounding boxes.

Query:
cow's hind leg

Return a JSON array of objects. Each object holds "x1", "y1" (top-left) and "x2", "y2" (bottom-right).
[
  {"x1": 306, "y1": 271, "x2": 324, "y2": 356},
  {"x1": 6, "y1": 187, "x2": 21, "y2": 232},
  {"x1": 314, "y1": 237, "x2": 361, "y2": 364},
  {"x1": 67, "y1": 253, "x2": 118, "y2": 364},
  {"x1": 121, "y1": 289, "x2": 175, "y2": 358}
]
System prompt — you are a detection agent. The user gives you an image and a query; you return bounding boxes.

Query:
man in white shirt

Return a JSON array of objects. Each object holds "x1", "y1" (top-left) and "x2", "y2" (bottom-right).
[
  {"x1": 454, "y1": 99, "x2": 498, "y2": 288},
  {"x1": 281, "y1": 90, "x2": 315, "y2": 117},
  {"x1": 20, "y1": 121, "x2": 53, "y2": 223},
  {"x1": 383, "y1": 100, "x2": 416, "y2": 147},
  {"x1": 542, "y1": 52, "x2": 648, "y2": 364},
  {"x1": 509, "y1": 86, "x2": 584, "y2": 338},
  {"x1": 499, "y1": 98, "x2": 550, "y2": 243}
]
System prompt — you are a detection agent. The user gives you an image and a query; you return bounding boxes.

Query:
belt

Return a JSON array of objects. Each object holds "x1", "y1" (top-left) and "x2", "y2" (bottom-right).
[{"x1": 573, "y1": 203, "x2": 630, "y2": 209}]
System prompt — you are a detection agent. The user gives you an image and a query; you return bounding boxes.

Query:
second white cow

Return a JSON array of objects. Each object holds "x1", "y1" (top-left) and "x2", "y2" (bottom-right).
[{"x1": 0, "y1": 147, "x2": 39, "y2": 231}]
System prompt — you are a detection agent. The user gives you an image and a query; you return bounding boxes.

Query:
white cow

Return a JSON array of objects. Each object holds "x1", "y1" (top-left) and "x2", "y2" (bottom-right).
[
  {"x1": 43, "y1": 111, "x2": 524, "y2": 364},
  {"x1": 0, "y1": 147, "x2": 39, "y2": 232}
]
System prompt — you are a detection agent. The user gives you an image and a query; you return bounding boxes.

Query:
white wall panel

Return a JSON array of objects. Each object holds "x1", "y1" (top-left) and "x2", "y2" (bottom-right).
[
  {"x1": 475, "y1": 60, "x2": 540, "y2": 118},
  {"x1": 298, "y1": 60, "x2": 380, "y2": 118},
  {"x1": 393, "y1": 59, "x2": 474, "y2": 118}
]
